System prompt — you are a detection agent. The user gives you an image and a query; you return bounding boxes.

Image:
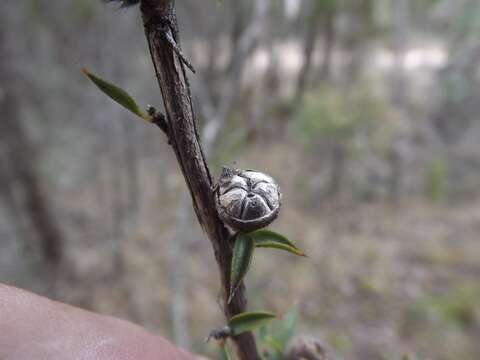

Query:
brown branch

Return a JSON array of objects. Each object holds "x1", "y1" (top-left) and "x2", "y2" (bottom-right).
[{"x1": 139, "y1": 1, "x2": 260, "y2": 359}]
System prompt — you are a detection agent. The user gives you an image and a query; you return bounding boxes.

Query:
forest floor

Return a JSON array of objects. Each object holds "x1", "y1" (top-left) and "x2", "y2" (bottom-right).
[
  {"x1": 2, "y1": 144, "x2": 479, "y2": 360},
  {"x1": 268, "y1": 201, "x2": 480, "y2": 360},
  {"x1": 63, "y1": 196, "x2": 480, "y2": 360}
]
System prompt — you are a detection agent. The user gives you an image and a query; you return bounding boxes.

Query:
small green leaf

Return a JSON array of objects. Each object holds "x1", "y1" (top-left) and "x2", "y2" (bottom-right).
[
  {"x1": 262, "y1": 335, "x2": 284, "y2": 357},
  {"x1": 280, "y1": 307, "x2": 299, "y2": 342},
  {"x1": 228, "y1": 311, "x2": 277, "y2": 336},
  {"x1": 82, "y1": 68, "x2": 150, "y2": 121},
  {"x1": 258, "y1": 324, "x2": 268, "y2": 342},
  {"x1": 258, "y1": 307, "x2": 299, "y2": 357},
  {"x1": 229, "y1": 233, "x2": 255, "y2": 303},
  {"x1": 250, "y1": 230, "x2": 306, "y2": 257},
  {"x1": 219, "y1": 345, "x2": 232, "y2": 360}
]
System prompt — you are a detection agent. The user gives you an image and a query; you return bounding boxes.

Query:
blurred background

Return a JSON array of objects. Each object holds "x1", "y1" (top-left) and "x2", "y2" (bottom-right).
[{"x1": 1, "y1": 0, "x2": 480, "y2": 359}]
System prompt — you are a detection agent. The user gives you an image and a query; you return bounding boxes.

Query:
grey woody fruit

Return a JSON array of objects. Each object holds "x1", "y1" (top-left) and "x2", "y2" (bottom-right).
[{"x1": 216, "y1": 167, "x2": 281, "y2": 232}]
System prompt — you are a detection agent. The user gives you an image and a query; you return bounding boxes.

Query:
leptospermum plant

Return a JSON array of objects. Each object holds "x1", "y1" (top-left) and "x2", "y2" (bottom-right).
[{"x1": 83, "y1": 1, "x2": 306, "y2": 359}]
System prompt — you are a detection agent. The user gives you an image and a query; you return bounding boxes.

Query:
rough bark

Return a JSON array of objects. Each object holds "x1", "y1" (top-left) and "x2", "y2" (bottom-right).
[{"x1": 139, "y1": 1, "x2": 260, "y2": 358}]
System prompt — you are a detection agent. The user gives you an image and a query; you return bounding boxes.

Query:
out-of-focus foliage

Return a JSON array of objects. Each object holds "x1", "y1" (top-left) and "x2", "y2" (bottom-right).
[
  {"x1": 258, "y1": 307, "x2": 298, "y2": 359},
  {"x1": 422, "y1": 284, "x2": 480, "y2": 328},
  {"x1": 425, "y1": 158, "x2": 448, "y2": 202},
  {"x1": 295, "y1": 86, "x2": 388, "y2": 146}
]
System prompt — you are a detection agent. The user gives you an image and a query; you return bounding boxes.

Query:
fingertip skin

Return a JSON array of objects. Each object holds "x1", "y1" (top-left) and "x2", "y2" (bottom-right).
[{"x1": 0, "y1": 284, "x2": 206, "y2": 360}]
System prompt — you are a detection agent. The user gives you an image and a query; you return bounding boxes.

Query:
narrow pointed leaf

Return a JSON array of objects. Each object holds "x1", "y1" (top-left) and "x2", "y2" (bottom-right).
[
  {"x1": 263, "y1": 335, "x2": 284, "y2": 357},
  {"x1": 280, "y1": 306, "x2": 299, "y2": 342},
  {"x1": 82, "y1": 68, "x2": 150, "y2": 121},
  {"x1": 250, "y1": 229, "x2": 306, "y2": 257},
  {"x1": 269, "y1": 307, "x2": 299, "y2": 355},
  {"x1": 229, "y1": 233, "x2": 255, "y2": 303},
  {"x1": 219, "y1": 345, "x2": 232, "y2": 360},
  {"x1": 228, "y1": 311, "x2": 277, "y2": 336}
]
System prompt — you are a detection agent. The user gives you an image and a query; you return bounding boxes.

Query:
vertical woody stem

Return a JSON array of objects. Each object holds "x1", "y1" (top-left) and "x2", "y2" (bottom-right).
[{"x1": 139, "y1": 1, "x2": 260, "y2": 359}]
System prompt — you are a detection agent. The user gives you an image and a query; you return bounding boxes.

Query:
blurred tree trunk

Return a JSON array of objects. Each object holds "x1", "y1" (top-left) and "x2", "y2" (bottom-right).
[
  {"x1": 247, "y1": 32, "x2": 279, "y2": 141},
  {"x1": 296, "y1": 0, "x2": 338, "y2": 100},
  {"x1": 124, "y1": 119, "x2": 140, "y2": 231},
  {"x1": 389, "y1": 0, "x2": 411, "y2": 203},
  {"x1": 295, "y1": 4, "x2": 321, "y2": 102},
  {"x1": 0, "y1": 146, "x2": 31, "y2": 248},
  {"x1": 318, "y1": 8, "x2": 336, "y2": 82},
  {"x1": 327, "y1": 139, "x2": 347, "y2": 199},
  {"x1": 225, "y1": 0, "x2": 250, "y2": 74},
  {"x1": 433, "y1": 45, "x2": 480, "y2": 144},
  {"x1": 343, "y1": 0, "x2": 371, "y2": 83},
  {"x1": 326, "y1": 0, "x2": 372, "y2": 200},
  {"x1": 391, "y1": 0, "x2": 410, "y2": 109},
  {"x1": 0, "y1": 29, "x2": 64, "y2": 273}
]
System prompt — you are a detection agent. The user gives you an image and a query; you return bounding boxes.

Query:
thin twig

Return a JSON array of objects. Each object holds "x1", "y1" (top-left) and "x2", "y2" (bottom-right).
[{"x1": 139, "y1": 0, "x2": 261, "y2": 358}]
